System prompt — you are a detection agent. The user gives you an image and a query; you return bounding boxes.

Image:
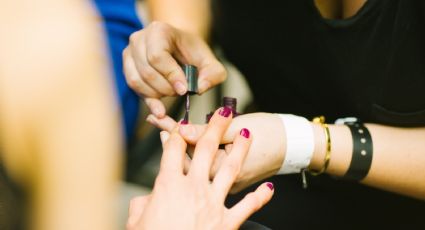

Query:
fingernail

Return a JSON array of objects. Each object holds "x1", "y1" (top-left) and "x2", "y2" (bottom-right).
[
  {"x1": 218, "y1": 107, "x2": 232, "y2": 118},
  {"x1": 174, "y1": 81, "x2": 187, "y2": 95},
  {"x1": 240, "y1": 128, "x2": 250, "y2": 138},
  {"x1": 266, "y1": 182, "x2": 274, "y2": 191},
  {"x1": 198, "y1": 80, "x2": 211, "y2": 93},
  {"x1": 180, "y1": 119, "x2": 188, "y2": 125}
]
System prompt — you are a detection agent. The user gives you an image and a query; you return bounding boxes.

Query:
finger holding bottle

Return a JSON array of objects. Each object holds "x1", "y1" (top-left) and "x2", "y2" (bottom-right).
[{"x1": 123, "y1": 21, "x2": 226, "y2": 118}]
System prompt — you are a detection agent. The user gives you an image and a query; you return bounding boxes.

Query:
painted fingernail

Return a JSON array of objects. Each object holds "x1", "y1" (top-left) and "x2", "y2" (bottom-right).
[
  {"x1": 180, "y1": 119, "x2": 188, "y2": 125},
  {"x1": 266, "y1": 182, "x2": 274, "y2": 191},
  {"x1": 240, "y1": 128, "x2": 250, "y2": 138},
  {"x1": 218, "y1": 106, "x2": 232, "y2": 118},
  {"x1": 174, "y1": 81, "x2": 187, "y2": 95}
]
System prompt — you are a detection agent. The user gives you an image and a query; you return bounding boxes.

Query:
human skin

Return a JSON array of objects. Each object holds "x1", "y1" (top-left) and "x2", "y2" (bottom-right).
[
  {"x1": 128, "y1": 0, "x2": 425, "y2": 200},
  {"x1": 0, "y1": 1, "x2": 122, "y2": 229},
  {"x1": 147, "y1": 113, "x2": 425, "y2": 200},
  {"x1": 127, "y1": 108, "x2": 274, "y2": 230}
]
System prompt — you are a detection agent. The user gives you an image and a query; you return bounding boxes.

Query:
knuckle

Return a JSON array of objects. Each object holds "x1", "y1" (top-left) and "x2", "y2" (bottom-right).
[
  {"x1": 126, "y1": 76, "x2": 140, "y2": 90},
  {"x1": 147, "y1": 51, "x2": 165, "y2": 66},
  {"x1": 122, "y1": 47, "x2": 129, "y2": 58},
  {"x1": 141, "y1": 69, "x2": 156, "y2": 82},
  {"x1": 150, "y1": 21, "x2": 171, "y2": 33},
  {"x1": 129, "y1": 31, "x2": 141, "y2": 44},
  {"x1": 166, "y1": 68, "x2": 182, "y2": 82}
]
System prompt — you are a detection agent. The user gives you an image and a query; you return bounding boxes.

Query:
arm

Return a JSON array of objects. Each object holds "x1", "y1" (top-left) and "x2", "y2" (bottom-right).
[
  {"x1": 0, "y1": 1, "x2": 122, "y2": 229},
  {"x1": 311, "y1": 123, "x2": 425, "y2": 199},
  {"x1": 146, "y1": 0, "x2": 211, "y2": 39},
  {"x1": 146, "y1": 113, "x2": 425, "y2": 200}
]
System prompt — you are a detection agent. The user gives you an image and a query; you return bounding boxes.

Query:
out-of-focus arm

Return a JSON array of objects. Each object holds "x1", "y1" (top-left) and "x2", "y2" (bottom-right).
[
  {"x1": 0, "y1": 1, "x2": 122, "y2": 229},
  {"x1": 146, "y1": 0, "x2": 211, "y2": 39}
]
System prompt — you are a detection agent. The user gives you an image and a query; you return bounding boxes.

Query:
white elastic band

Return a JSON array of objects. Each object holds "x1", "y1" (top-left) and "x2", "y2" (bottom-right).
[{"x1": 276, "y1": 114, "x2": 315, "y2": 174}]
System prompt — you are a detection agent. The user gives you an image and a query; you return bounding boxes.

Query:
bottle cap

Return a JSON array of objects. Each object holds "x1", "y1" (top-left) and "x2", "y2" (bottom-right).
[
  {"x1": 182, "y1": 64, "x2": 198, "y2": 94},
  {"x1": 222, "y1": 97, "x2": 238, "y2": 116}
]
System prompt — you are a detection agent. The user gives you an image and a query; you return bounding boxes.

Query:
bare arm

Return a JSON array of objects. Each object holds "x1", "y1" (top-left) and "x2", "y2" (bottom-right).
[
  {"x1": 145, "y1": 112, "x2": 425, "y2": 199},
  {"x1": 0, "y1": 1, "x2": 122, "y2": 229},
  {"x1": 146, "y1": 0, "x2": 211, "y2": 39},
  {"x1": 311, "y1": 123, "x2": 425, "y2": 199}
]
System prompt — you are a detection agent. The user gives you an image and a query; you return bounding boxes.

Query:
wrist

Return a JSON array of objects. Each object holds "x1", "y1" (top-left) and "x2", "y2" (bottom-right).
[
  {"x1": 309, "y1": 123, "x2": 352, "y2": 176},
  {"x1": 309, "y1": 122, "x2": 326, "y2": 171},
  {"x1": 276, "y1": 114, "x2": 314, "y2": 174}
]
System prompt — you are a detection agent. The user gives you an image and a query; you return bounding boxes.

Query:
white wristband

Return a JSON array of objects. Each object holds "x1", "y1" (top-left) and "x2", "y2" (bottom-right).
[{"x1": 276, "y1": 114, "x2": 315, "y2": 175}]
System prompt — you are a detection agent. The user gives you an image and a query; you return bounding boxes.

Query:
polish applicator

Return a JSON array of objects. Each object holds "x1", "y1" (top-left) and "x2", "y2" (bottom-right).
[{"x1": 182, "y1": 64, "x2": 198, "y2": 124}]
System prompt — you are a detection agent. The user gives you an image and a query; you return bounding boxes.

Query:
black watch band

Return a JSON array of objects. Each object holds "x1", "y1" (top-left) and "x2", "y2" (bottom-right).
[{"x1": 336, "y1": 118, "x2": 373, "y2": 181}]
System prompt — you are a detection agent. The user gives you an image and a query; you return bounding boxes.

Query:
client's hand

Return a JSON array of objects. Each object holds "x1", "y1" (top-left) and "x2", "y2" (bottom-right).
[
  {"x1": 146, "y1": 112, "x2": 285, "y2": 193},
  {"x1": 127, "y1": 108, "x2": 274, "y2": 230}
]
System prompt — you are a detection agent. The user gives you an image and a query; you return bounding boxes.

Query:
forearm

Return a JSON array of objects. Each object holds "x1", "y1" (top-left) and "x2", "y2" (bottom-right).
[
  {"x1": 146, "y1": 0, "x2": 211, "y2": 39},
  {"x1": 0, "y1": 1, "x2": 122, "y2": 229},
  {"x1": 310, "y1": 123, "x2": 425, "y2": 199}
]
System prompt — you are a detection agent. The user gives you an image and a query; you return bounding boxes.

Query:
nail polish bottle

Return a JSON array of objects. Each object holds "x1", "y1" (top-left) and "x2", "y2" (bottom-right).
[
  {"x1": 222, "y1": 97, "x2": 239, "y2": 117},
  {"x1": 205, "y1": 97, "x2": 241, "y2": 123}
]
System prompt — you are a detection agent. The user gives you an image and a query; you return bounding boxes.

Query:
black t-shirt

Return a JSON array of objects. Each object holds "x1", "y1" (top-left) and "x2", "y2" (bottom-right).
[{"x1": 212, "y1": 0, "x2": 425, "y2": 229}]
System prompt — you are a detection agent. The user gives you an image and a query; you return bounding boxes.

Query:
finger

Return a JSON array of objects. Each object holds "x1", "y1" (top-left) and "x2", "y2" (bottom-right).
[
  {"x1": 174, "y1": 31, "x2": 226, "y2": 94},
  {"x1": 160, "y1": 128, "x2": 186, "y2": 174},
  {"x1": 123, "y1": 49, "x2": 161, "y2": 98},
  {"x1": 179, "y1": 124, "x2": 235, "y2": 146},
  {"x1": 127, "y1": 195, "x2": 151, "y2": 229},
  {"x1": 144, "y1": 98, "x2": 166, "y2": 118},
  {"x1": 178, "y1": 124, "x2": 207, "y2": 144},
  {"x1": 144, "y1": 22, "x2": 187, "y2": 95},
  {"x1": 137, "y1": 44, "x2": 175, "y2": 97},
  {"x1": 209, "y1": 149, "x2": 227, "y2": 179},
  {"x1": 188, "y1": 107, "x2": 233, "y2": 179},
  {"x1": 146, "y1": 114, "x2": 177, "y2": 132},
  {"x1": 197, "y1": 60, "x2": 227, "y2": 94},
  {"x1": 161, "y1": 131, "x2": 190, "y2": 174},
  {"x1": 183, "y1": 154, "x2": 191, "y2": 175},
  {"x1": 213, "y1": 128, "x2": 251, "y2": 198},
  {"x1": 159, "y1": 130, "x2": 170, "y2": 145},
  {"x1": 224, "y1": 143, "x2": 233, "y2": 153},
  {"x1": 226, "y1": 182, "x2": 274, "y2": 229}
]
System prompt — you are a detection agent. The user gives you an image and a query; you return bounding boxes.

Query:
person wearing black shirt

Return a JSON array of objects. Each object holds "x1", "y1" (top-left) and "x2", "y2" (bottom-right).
[{"x1": 124, "y1": 0, "x2": 425, "y2": 229}]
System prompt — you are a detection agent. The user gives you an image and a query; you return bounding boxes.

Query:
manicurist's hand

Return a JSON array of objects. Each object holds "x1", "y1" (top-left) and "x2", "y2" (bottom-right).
[
  {"x1": 126, "y1": 108, "x2": 274, "y2": 230},
  {"x1": 123, "y1": 21, "x2": 226, "y2": 118},
  {"x1": 146, "y1": 112, "x2": 286, "y2": 193}
]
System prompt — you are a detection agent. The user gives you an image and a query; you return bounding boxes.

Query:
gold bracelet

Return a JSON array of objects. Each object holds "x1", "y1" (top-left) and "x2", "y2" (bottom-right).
[{"x1": 309, "y1": 116, "x2": 331, "y2": 176}]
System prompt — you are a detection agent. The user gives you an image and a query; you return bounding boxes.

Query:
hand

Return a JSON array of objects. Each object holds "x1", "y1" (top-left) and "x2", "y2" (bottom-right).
[
  {"x1": 123, "y1": 21, "x2": 226, "y2": 118},
  {"x1": 127, "y1": 108, "x2": 274, "y2": 230},
  {"x1": 146, "y1": 112, "x2": 286, "y2": 193}
]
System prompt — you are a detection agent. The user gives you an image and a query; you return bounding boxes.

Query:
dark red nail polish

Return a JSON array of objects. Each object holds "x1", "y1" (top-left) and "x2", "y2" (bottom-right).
[
  {"x1": 266, "y1": 182, "x2": 274, "y2": 191},
  {"x1": 180, "y1": 119, "x2": 188, "y2": 125},
  {"x1": 240, "y1": 128, "x2": 250, "y2": 138},
  {"x1": 219, "y1": 106, "x2": 232, "y2": 117}
]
